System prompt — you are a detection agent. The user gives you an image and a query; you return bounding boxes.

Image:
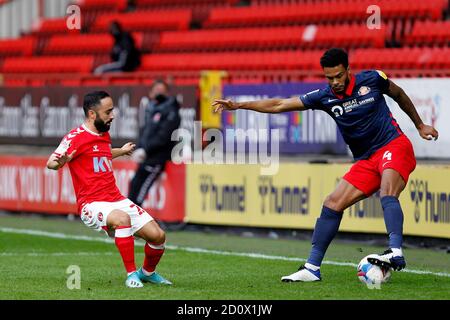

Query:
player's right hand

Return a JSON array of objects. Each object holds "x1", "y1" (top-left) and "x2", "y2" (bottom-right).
[
  {"x1": 212, "y1": 99, "x2": 238, "y2": 113},
  {"x1": 418, "y1": 124, "x2": 439, "y2": 141},
  {"x1": 55, "y1": 150, "x2": 76, "y2": 167}
]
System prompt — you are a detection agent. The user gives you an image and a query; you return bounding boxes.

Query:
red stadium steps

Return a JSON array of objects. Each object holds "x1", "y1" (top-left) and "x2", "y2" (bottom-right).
[
  {"x1": 157, "y1": 24, "x2": 385, "y2": 52},
  {"x1": 204, "y1": 0, "x2": 446, "y2": 28},
  {"x1": 1, "y1": 56, "x2": 94, "y2": 74},
  {"x1": 42, "y1": 33, "x2": 144, "y2": 55},
  {"x1": 91, "y1": 9, "x2": 192, "y2": 32}
]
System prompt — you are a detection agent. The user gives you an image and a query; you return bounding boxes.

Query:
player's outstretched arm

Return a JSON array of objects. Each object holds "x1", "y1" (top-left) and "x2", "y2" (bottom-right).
[
  {"x1": 112, "y1": 142, "x2": 136, "y2": 159},
  {"x1": 386, "y1": 80, "x2": 439, "y2": 141},
  {"x1": 213, "y1": 97, "x2": 306, "y2": 114},
  {"x1": 46, "y1": 150, "x2": 76, "y2": 170}
]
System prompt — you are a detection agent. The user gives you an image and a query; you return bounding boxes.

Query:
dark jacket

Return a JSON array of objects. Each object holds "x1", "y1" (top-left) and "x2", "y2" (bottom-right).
[
  {"x1": 111, "y1": 32, "x2": 141, "y2": 71},
  {"x1": 137, "y1": 96, "x2": 181, "y2": 164}
]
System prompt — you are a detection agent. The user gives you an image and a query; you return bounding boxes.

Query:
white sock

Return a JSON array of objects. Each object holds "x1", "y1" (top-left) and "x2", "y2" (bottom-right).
[
  {"x1": 305, "y1": 263, "x2": 320, "y2": 271},
  {"x1": 141, "y1": 267, "x2": 154, "y2": 276},
  {"x1": 391, "y1": 248, "x2": 403, "y2": 257}
]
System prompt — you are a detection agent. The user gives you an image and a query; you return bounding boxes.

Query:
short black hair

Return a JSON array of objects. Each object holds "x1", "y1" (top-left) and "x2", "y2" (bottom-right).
[
  {"x1": 83, "y1": 91, "x2": 110, "y2": 117},
  {"x1": 320, "y1": 48, "x2": 349, "y2": 69}
]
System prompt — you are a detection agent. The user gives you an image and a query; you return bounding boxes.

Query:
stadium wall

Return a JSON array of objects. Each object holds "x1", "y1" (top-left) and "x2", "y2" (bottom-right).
[
  {"x1": 186, "y1": 163, "x2": 450, "y2": 239},
  {"x1": 0, "y1": 78, "x2": 447, "y2": 158},
  {"x1": 0, "y1": 157, "x2": 449, "y2": 239},
  {"x1": 0, "y1": 85, "x2": 198, "y2": 146},
  {"x1": 0, "y1": 156, "x2": 185, "y2": 222}
]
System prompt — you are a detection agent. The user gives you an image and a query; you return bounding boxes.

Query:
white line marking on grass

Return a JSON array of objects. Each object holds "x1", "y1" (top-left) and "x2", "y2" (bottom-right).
[
  {"x1": 1, "y1": 227, "x2": 449, "y2": 278},
  {"x1": 0, "y1": 227, "x2": 114, "y2": 243},
  {"x1": 1, "y1": 252, "x2": 114, "y2": 257}
]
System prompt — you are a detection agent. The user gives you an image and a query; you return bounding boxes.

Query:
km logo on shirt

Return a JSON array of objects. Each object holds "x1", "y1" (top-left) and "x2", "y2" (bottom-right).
[{"x1": 93, "y1": 157, "x2": 113, "y2": 173}]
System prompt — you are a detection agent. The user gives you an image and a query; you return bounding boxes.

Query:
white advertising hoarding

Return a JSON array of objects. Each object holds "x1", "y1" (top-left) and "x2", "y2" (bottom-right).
[{"x1": 386, "y1": 78, "x2": 449, "y2": 158}]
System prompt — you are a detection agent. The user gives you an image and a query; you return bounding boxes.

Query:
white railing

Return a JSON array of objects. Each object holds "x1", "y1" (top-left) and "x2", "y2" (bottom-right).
[{"x1": 0, "y1": 0, "x2": 73, "y2": 38}]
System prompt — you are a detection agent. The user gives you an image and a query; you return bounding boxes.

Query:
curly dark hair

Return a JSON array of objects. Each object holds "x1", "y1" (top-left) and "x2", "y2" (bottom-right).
[{"x1": 320, "y1": 48, "x2": 349, "y2": 69}]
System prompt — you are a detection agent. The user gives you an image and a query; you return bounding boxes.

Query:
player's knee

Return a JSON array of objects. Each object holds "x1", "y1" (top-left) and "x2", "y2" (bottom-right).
[
  {"x1": 379, "y1": 188, "x2": 399, "y2": 198},
  {"x1": 110, "y1": 211, "x2": 131, "y2": 228},
  {"x1": 139, "y1": 224, "x2": 166, "y2": 244},
  {"x1": 379, "y1": 183, "x2": 402, "y2": 198},
  {"x1": 323, "y1": 194, "x2": 344, "y2": 212},
  {"x1": 153, "y1": 229, "x2": 166, "y2": 244}
]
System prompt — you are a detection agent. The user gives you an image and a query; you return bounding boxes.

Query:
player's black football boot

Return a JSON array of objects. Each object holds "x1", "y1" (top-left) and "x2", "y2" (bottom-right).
[{"x1": 368, "y1": 249, "x2": 406, "y2": 271}]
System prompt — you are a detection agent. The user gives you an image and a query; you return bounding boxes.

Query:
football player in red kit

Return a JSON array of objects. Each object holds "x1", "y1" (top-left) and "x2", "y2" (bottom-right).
[{"x1": 47, "y1": 91, "x2": 172, "y2": 288}]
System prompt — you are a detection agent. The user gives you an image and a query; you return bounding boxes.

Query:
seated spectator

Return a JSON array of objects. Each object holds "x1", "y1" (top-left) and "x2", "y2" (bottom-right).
[{"x1": 94, "y1": 21, "x2": 141, "y2": 75}]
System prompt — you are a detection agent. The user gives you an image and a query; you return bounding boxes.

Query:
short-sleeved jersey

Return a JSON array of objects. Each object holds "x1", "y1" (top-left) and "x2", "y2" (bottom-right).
[
  {"x1": 53, "y1": 124, "x2": 125, "y2": 213},
  {"x1": 300, "y1": 70, "x2": 403, "y2": 160}
]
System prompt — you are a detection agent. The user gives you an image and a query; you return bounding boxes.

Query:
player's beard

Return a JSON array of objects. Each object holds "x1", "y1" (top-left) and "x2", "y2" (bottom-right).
[{"x1": 94, "y1": 115, "x2": 111, "y2": 133}]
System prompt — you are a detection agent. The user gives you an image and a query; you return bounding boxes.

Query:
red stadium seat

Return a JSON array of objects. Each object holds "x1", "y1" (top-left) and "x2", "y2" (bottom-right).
[
  {"x1": 139, "y1": 51, "x2": 324, "y2": 71},
  {"x1": 77, "y1": 0, "x2": 128, "y2": 12},
  {"x1": 43, "y1": 33, "x2": 143, "y2": 55},
  {"x1": 350, "y1": 47, "x2": 442, "y2": 70},
  {"x1": 91, "y1": 10, "x2": 192, "y2": 32},
  {"x1": 0, "y1": 37, "x2": 36, "y2": 57},
  {"x1": 1, "y1": 56, "x2": 94, "y2": 74},
  {"x1": 136, "y1": 0, "x2": 239, "y2": 5},
  {"x1": 204, "y1": 0, "x2": 446, "y2": 28},
  {"x1": 405, "y1": 20, "x2": 450, "y2": 46},
  {"x1": 157, "y1": 26, "x2": 304, "y2": 51},
  {"x1": 156, "y1": 24, "x2": 384, "y2": 52},
  {"x1": 31, "y1": 17, "x2": 80, "y2": 35},
  {"x1": 137, "y1": 47, "x2": 450, "y2": 73},
  {"x1": 1, "y1": 0, "x2": 449, "y2": 85}
]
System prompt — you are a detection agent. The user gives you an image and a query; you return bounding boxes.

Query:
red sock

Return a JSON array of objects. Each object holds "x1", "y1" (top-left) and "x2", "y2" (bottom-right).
[
  {"x1": 143, "y1": 242, "x2": 165, "y2": 273},
  {"x1": 114, "y1": 226, "x2": 136, "y2": 274}
]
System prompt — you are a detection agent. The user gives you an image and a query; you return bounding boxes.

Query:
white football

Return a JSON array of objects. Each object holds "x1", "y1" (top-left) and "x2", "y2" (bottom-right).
[{"x1": 357, "y1": 254, "x2": 392, "y2": 285}]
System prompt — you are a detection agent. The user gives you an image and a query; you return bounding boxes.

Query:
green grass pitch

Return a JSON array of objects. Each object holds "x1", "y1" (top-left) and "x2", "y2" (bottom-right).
[{"x1": 0, "y1": 214, "x2": 449, "y2": 300}]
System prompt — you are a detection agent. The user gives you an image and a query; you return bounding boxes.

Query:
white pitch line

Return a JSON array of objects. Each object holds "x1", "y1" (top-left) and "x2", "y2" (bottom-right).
[
  {"x1": 1, "y1": 227, "x2": 449, "y2": 278},
  {"x1": 0, "y1": 252, "x2": 114, "y2": 257}
]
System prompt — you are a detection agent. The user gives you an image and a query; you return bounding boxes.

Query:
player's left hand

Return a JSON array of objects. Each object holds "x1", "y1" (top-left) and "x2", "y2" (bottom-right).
[
  {"x1": 418, "y1": 124, "x2": 439, "y2": 141},
  {"x1": 212, "y1": 99, "x2": 238, "y2": 113},
  {"x1": 121, "y1": 142, "x2": 136, "y2": 156}
]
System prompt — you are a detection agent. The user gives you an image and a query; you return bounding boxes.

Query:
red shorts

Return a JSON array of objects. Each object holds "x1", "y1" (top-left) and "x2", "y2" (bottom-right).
[{"x1": 343, "y1": 135, "x2": 416, "y2": 196}]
